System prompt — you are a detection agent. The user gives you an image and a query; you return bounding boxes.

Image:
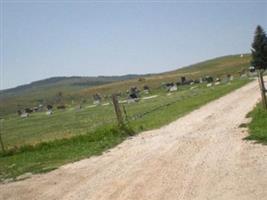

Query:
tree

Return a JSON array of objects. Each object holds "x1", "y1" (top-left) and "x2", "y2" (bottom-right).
[{"x1": 251, "y1": 25, "x2": 267, "y2": 109}]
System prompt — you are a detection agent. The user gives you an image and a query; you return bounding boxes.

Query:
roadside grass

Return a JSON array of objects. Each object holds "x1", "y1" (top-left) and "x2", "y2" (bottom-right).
[
  {"x1": 127, "y1": 79, "x2": 250, "y2": 132},
  {"x1": 0, "y1": 124, "x2": 134, "y2": 180},
  {"x1": 245, "y1": 103, "x2": 267, "y2": 144},
  {"x1": 0, "y1": 79, "x2": 250, "y2": 181}
]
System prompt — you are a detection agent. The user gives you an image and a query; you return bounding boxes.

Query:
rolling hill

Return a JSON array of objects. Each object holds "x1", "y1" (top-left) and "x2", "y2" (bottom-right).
[
  {"x1": 0, "y1": 75, "x2": 147, "y2": 115},
  {"x1": 0, "y1": 54, "x2": 251, "y2": 115},
  {"x1": 78, "y1": 54, "x2": 251, "y2": 99}
]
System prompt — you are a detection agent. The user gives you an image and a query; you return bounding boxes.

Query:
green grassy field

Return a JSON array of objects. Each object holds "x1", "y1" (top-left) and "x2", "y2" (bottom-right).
[
  {"x1": 0, "y1": 79, "x2": 249, "y2": 149},
  {"x1": 0, "y1": 78, "x2": 250, "y2": 180},
  {"x1": 245, "y1": 103, "x2": 267, "y2": 144}
]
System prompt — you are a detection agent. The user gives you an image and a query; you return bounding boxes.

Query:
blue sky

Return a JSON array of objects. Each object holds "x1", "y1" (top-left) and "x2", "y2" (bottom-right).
[{"x1": 1, "y1": 0, "x2": 266, "y2": 89}]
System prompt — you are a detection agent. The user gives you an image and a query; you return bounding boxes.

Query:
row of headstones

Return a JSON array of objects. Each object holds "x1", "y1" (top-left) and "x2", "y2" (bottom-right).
[
  {"x1": 163, "y1": 75, "x2": 235, "y2": 92},
  {"x1": 17, "y1": 72, "x2": 249, "y2": 118},
  {"x1": 17, "y1": 104, "x2": 66, "y2": 117},
  {"x1": 93, "y1": 75, "x2": 237, "y2": 105}
]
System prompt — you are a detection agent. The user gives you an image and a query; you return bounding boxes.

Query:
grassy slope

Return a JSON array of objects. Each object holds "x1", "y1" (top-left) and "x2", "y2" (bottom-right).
[
  {"x1": 78, "y1": 54, "x2": 251, "y2": 97},
  {"x1": 245, "y1": 103, "x2": 267, "y2": 144},
  {"x1": 0, "y1": 54, "x2": 251, "y2": 115},
  {"x1": 1, "y1": 79, "x2": 249, "y2": 149},
  {"x1": 0, "y1": 75, "x2": 145, "y2": 115},
  {"x1": 0, "y1": 79, "x2": 249, "y2": 180},
  {"x1": 168, "y1": 54, "x2": 250, "y2": 76}
]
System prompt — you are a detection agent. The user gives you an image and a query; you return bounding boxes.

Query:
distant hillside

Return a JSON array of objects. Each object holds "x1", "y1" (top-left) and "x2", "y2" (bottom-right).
[
  {"x1": 165, "y1": 54, "x2": 251, "y2": 76},
  {"x1": 78, "y1": 54, "x2": 251, "y2": 97},
  {"x1": 0, "y1": 75, "x2": 146, "y2": 98},
  {"x1": 0, "y1": 75, "x2": 147, "y2": 115},
  {"x1": 0, "y1": 54, "x2": 251, "y2": 115}
]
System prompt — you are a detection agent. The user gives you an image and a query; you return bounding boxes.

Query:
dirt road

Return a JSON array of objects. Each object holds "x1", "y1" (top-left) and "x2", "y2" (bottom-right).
[{"x1": 1, "y1": 80, "x2": 267, "y2": 200}]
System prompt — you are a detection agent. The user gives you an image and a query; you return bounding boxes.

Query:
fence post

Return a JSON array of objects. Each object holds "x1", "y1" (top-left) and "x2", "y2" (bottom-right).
[
  {"x1": 112, "y1": 94, "x2": 124, "y2": 126},
  {"x1": 122, "y1": 104, "x2": 129, "y2": 122},
  {"x1": 0, "y1": 129, "x2": 5, "y2": 153},
  {"x1": 258, "y1": 70, "x2": 267, "y2": 110}
]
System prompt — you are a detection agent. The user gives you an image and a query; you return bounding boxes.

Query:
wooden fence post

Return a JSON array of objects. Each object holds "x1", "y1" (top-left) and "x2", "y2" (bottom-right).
[
  {"x1": 122, "y1": 104, "x2": 129, "y2": 122},
  {"x1": 258, "y1": 70, "x2": 267, "y2": 110},
  {"x1": 112, "y1": 94, "x2": 124, "y2": 126},
  {"x1": 0, "y1": 129, "x2": 5, "y2": 153}
]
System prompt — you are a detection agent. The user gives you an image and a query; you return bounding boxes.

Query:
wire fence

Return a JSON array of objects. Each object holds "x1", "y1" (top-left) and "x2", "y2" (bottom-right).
[
  {"x1": 0, "y1": 77, "x2": 250, "y2": 152},
  {"x1": 0, "y1": 88, "x2": 201, "y2": 151},
  {"x1": 125, "y1": 90, "x2": 202, "y2": 122}
]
